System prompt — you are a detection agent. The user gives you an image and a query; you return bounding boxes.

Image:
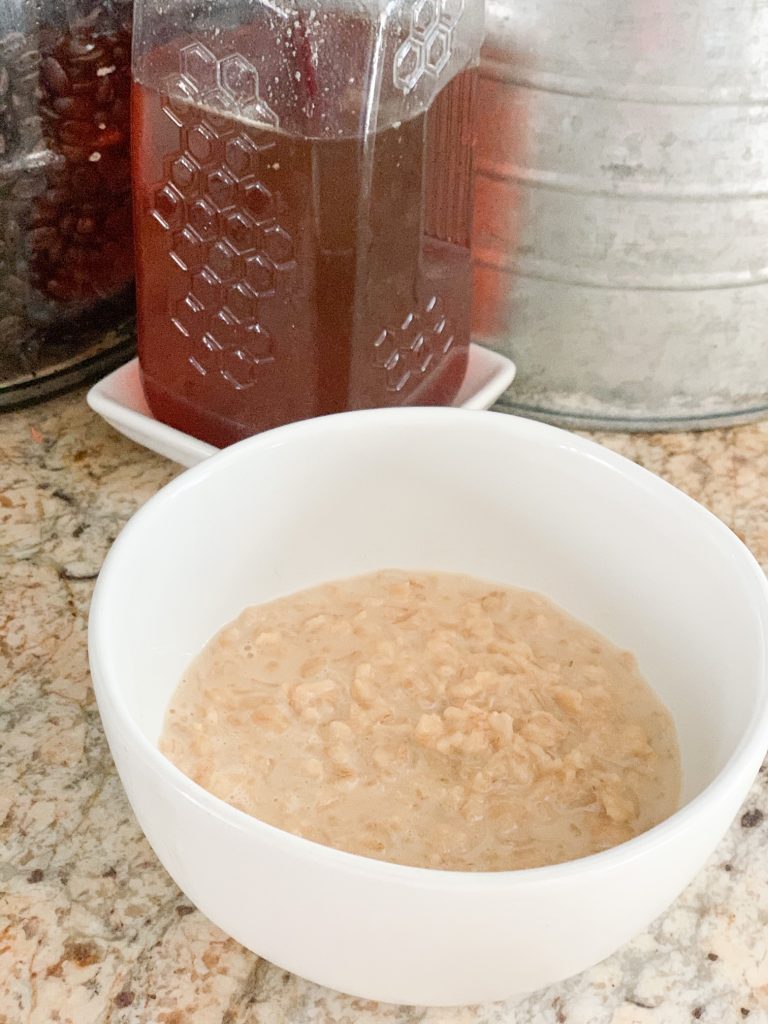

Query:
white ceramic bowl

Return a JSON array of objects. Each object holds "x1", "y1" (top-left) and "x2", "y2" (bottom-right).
[{"x1": 89, "y1": 409, "x2": 768, "y2": 1006}]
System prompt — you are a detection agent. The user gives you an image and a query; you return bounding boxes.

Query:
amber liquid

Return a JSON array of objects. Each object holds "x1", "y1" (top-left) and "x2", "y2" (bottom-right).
[{"x1": 133, "y1": 42, "x2": 476, "y2": 446}]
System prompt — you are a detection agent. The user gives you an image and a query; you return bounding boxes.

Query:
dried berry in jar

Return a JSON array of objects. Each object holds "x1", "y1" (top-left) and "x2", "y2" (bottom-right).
[
  {"x1": 0, "y1": 8, "x2": 135, "y2": 399},
  {"x1": 32, "y1": 26, "x2": 133, "y2": 307}
]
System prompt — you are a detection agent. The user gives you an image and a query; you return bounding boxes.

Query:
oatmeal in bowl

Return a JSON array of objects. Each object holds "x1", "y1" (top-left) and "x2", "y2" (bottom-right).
[
  {"x1": 89, "y1": 408, "x2": 768, "y2": 1005},
  {"x1": 161, "y1": 570, "x2": 680, "y2": 872}
]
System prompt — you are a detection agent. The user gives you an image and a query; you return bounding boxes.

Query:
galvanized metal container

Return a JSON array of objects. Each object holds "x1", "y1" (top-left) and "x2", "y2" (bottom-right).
[{"x1": 473, "y1": 0, "x2": 768, "y2": 430}]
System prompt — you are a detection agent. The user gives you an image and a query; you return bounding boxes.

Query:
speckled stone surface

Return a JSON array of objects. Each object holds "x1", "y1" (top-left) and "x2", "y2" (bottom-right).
[{"x1": 2, "y1": 390, "x2": 768, "y2": 1024}]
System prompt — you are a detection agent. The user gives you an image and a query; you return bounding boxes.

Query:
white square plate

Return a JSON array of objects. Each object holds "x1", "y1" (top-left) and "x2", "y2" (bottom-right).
[{"x1": 87, "y1": 345, "x2": 516, "y2": 468}]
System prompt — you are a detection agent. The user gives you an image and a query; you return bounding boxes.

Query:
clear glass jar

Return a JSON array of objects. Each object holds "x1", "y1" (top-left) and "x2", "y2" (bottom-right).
[
  {"x1": 0, "y1": 0, "x2": 135, "y2": 408},
  {"x1": 132, "y1": 0, "x2": 483, "y2": 447}
]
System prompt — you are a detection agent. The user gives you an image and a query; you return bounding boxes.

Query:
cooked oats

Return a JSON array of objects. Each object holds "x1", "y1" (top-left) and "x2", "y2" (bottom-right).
[{"x1": 160, "y1": 570, "x2": 680, "y2": 870}]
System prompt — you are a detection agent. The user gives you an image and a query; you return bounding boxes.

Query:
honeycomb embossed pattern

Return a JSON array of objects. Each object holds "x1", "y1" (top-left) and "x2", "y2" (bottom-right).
[{"x1": 149, "y1": 44, "x2": 290, "y2": 391}]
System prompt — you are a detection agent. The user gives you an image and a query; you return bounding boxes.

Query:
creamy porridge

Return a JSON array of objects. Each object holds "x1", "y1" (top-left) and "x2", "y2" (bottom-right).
[{"x1": 160, "y1": 571, "x2": 680, "y2": 871}]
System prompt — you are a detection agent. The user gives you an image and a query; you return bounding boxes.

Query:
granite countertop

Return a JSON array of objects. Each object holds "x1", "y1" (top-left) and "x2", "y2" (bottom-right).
[{"x1": 2, "y1": 389, "x2": 768, "y2": 1024}]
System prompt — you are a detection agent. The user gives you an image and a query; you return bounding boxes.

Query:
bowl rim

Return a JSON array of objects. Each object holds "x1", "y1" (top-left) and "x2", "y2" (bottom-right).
[{"x1": 88, "y1": 407, "x2": 768, "y2": 888}]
